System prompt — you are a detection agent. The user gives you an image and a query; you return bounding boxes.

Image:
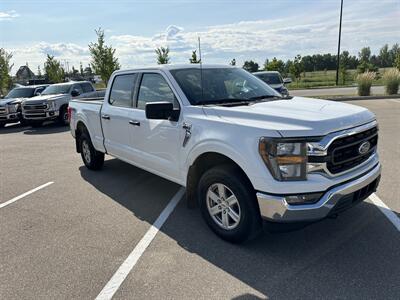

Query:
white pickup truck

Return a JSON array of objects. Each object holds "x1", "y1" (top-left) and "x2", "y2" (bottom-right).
[{"x1": 69, "y1": 65, "x2": 381, "y2": 243}]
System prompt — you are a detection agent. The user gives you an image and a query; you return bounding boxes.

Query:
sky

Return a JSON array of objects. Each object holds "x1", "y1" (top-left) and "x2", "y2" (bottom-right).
[{"x1": 1, "y1": 0, "x2": 399, "y2": 75}]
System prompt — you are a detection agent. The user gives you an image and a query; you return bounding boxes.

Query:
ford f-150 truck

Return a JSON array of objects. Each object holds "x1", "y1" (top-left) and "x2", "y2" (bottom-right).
[
  {"x1": 22, "y1": 81, "x2": 97, "y2": 127},
  {"x1": 0, "y1": 85, "x2": 48, "y2": 127},
  {"x1": 69, "y1": 65, "x2": 381, "y2": 243}
]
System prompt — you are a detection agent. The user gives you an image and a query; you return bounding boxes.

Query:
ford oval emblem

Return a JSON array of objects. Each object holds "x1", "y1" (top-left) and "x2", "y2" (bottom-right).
[{"x1": 358, "y1": 141, "x2": 371, "y2": 155}]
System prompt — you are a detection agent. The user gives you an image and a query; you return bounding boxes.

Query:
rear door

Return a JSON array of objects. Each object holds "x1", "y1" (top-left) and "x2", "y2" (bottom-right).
[{"x1": 101, "y1": 73, "x2": 140, "y2": 161}]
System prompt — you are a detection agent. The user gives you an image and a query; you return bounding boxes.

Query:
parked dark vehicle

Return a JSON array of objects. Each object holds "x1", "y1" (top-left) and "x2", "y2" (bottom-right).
[
  {"x1": 0, "y1": 85, "x2": 48, "y2": 128},
  {"x1": 253, "y1": 71, "x2": 291, "y2": 97}
]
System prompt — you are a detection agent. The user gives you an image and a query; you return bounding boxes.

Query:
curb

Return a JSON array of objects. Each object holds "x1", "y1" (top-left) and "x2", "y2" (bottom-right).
[{"x1": 324, "y1": 94, "x2": 400, "y2": 101}]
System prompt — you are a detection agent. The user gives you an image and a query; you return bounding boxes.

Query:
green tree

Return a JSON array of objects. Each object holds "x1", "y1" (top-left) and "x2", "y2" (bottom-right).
[
  {"x1": 242, "y1": 60, "x2": 259, "y2": 72},
  {"x1": 265, "y1": 57, "x2": 285, "y2": 74},
  {"x1": 89, "y1": 28, "x2": 120, "y2": 84},
  {"x1": 80, "y1": 62, "x2": 84, "y2": 76},
  {"x1": 339, "y1": 51, "x2": 350, "y2": 85},
  {"x1": 230, "y1": 58, "x2": 236, "y2": 66},
  {"x1": 155, "y1": 47, "x2": 170, "y2": 64},
  {"x1": 44, "y1": 54, "x2": 64, "y2": 83},
  {"x1": 379, "y1": 44, "x2": 390, "y2": 67},
  {"x1": 0, "y1": 48, "x2": 13, "y2": 96},
  {"x1": 289, "y1": 54, "x2": 303, "y2": 83},
  {"x1": 395, "y1": 53, "x2": 400, "y2": 71},
  {"x1": 357, "y1": 47, "x2": 377, "y2": 73},
  {"x1": 189, "y1": 50, "x2": 200, "y2": 63}
]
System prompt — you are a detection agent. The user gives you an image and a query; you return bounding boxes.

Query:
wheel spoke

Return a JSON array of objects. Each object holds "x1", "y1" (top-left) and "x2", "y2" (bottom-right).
[
  {"x1": 226, "y1": 195, "x2": 238, "y2": 206},
  {"x1": 209, "y1": 205, "x2": 222, "y2": 216},
  {"x1": 217, "y1": 184, "x2": 226, "y2": 199},
  {"x1": 208, "y1": 190, "x2": 220, "y2": 203},
  {"x1": 228, "y1": 208, "x2": 240, "y2": 224},
  {"x1": 221, "y1": 211, "x2": 229, "y2": 227}
]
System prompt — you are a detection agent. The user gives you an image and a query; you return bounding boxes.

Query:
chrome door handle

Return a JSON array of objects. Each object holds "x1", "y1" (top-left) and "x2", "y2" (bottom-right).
[
  {"x1": 129, "y1": 120, "x2": 140, "y2": 126},
  {"x1": 101, "y1": 114, "x2": 110, "y2": 120}
]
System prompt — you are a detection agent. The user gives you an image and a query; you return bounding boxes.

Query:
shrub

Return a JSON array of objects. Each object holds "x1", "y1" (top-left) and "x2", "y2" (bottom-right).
[
  {"x1": 356, "y1": 71, "x2": 375, "y2": 96},
  {"x1": 382, "y1": 69, "x2": 400, "y2": 95}
]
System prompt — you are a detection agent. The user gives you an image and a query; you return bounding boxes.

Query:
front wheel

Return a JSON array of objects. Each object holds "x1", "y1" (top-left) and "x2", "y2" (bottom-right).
[
  {"x1": 80, "y1": 132, "x2": 104, "y2": 170},
  {"x1": 198, "y1": 165, "x2": 262, "y2": 243},
  {"x1": 58, "y1": 106, "x2": 69, "y2": 126}
]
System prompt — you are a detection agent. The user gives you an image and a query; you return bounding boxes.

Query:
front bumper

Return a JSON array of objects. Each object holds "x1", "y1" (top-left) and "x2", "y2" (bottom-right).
[
  {"x1": 23, "y1": 110, "x2": 59, "y2": 120},
  {"x1": 0, "y1": 112, "x2": 21, "y2": 123},
  {"x1": 256, "y1": 163, "x2": 381, "y2": 222}
]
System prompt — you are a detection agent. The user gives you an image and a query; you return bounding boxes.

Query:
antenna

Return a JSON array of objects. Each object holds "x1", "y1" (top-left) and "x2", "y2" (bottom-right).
[{"x1": 198, "y1": 36, "x2": 204, "y2": 103}]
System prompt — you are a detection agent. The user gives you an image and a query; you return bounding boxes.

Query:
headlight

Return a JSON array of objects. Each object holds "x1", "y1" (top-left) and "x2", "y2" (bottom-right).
[
  {"x1": 7, "y1": 103, "x2": 18, "y2": 113},
  {"x1": 259, "y1": 138, "x2": 307, "y2": 181},
  {"x1": 47, "y1": 100, "x2": 56, "y2": 110}
]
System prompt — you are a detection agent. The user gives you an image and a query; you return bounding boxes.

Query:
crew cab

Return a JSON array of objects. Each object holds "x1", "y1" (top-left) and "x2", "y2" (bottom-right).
[
  {"x1": 253, "y1": 71, "x2": 291, "y2": 97},
  {"x1": 22, "y1": 81, "x2": 97, "y2": 127},
  {"x1": 0, "y1": 85, "x2": 48, "y2": 128},
  {"x1": 69, "y1": 65, "x2": 381, "y2": 243}
]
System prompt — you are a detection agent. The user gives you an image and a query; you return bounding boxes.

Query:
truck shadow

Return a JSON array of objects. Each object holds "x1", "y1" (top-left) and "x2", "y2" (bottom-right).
[
  {"x1": 79, "y1": 158, "x2": 400, "y2": 299},
  {"x1": 0, "y1": 122, "x2": 69, "y2": 135}
]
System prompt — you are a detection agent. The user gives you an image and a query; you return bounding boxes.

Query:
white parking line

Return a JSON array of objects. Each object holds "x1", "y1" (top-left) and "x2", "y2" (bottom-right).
[
  {"x1": 0, "y1": 182, "x2": 54, "y2": 209},
  {"x1": 95, "y1": 187, "x2": 185, "y2": 300},
  {"x1": 369, "y1": 193, "x2": 400, "y2": 232}
]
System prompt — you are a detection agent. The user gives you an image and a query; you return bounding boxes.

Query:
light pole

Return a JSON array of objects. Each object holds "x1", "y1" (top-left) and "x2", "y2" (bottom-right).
[{"x1": 335, "y1": 0, "x2": 344, "y2": 86}]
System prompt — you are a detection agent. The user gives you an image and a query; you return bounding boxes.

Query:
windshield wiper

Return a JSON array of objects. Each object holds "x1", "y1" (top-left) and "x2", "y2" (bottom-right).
[
  {"x1": 196, "y1": 98, "x2": 251, "y2": 106},
  {"x1": 248, "y1": 95, "x2": 282, "y2": 101}
]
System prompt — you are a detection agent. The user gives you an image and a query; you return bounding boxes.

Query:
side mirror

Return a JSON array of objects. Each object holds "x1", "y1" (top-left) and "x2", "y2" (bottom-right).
[
  {"x1": 283, "y1": 78, "x2": 292, "y2": 84},
  {"x1": 35, "y1": 92, "x2": 41, "y2": 96},
  {"x1": 71, "y1": 89, "x2": 80, "y2": 97},
  {"x1": 145, "y1": 102, "x2": 176, "y2": 121}
]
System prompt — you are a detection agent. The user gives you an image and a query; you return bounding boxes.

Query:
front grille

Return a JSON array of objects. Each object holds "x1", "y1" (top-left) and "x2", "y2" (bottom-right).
[
  {"x1": 23, "y1": 103, "x2": 48, "y2": 119},
  {"x1": 326, "y1": 127, "x2": 378, "y2": 174},
  {"x1": 0, "y1": 106, "x2": 6, "y2": 119},
  {"x1": 328, "y1": 176, "x2": 380, "y2": 216}
]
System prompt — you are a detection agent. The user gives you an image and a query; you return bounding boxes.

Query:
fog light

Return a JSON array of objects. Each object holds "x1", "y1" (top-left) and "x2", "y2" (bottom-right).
[{"x1": 285, "y1": 192, "x2": 323, "y2": 205}]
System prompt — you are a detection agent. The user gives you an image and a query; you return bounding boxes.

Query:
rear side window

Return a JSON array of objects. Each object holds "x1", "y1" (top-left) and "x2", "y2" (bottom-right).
[
  {"x1": 137, "y1": 73, "x2": 177, "y2": 110},
  {"x1": 109, "y1": 74, "x2": 137, "y2": 107},
  {"x1": 80, "y1": 82, "x2": 94, "y2": 93}
]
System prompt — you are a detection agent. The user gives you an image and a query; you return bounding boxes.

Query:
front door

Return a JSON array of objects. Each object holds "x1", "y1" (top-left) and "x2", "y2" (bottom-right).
[{"x1": 128, "y1": 72, "x2": 182, "y2": 182}]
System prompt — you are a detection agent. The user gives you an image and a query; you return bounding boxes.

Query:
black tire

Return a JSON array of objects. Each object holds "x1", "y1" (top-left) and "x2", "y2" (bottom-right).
[
  {"x1": 198, "y1": 164, "x2": 262, "y2": 243},
  {"x1": 80, "y1": 131, "x2": 104, "y2": 170},
  {"x1": 58, "y1": 106, "x2": 69, "y2": 126},
  {"x1": 0, "y1": 123, "x2": 5, "y2": 128}
]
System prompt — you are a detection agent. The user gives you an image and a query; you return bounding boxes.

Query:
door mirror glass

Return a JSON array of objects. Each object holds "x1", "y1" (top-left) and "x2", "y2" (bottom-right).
[
  {"x1": 145, "y1": 102, "x2": 176, "y2": 120},
  {"x1": 71, "y1": 89, "x2": 80, "y2": 97}
]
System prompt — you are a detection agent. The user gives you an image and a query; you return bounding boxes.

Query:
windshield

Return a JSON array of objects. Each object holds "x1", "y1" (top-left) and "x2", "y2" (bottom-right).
[
  {"x1": 255, "y1": 73, "x2": 283, "y2": 85},
  {"x1": 170, "y1": 68, "x2": 280, "y2": 105},
  {"x1": 41, "y1": 84, "x2": 72, "y2": 95},
  {"x1": 5, "y1": 88, "x2": 35, "y2": 98}
]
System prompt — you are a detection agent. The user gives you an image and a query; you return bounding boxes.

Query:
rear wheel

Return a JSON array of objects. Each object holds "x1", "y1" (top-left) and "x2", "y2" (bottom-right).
[
  {"x1": 198, "y1": 165, "x2": 262, "y2": 243},
  {"x1": 80, "y1": 131, "x2": 104, "y2": 170}
]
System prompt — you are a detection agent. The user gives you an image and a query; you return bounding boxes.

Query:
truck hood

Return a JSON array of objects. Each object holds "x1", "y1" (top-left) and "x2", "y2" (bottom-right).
[
  {"x1": 0, "y1": 97, "x2": 23, "y2": 106},
  {"x1": 23, "y1": 94, "x2": 68, "y2": 104},
  {"x1": 208, "y1": 96, "x2": 375, "y2": 137}
]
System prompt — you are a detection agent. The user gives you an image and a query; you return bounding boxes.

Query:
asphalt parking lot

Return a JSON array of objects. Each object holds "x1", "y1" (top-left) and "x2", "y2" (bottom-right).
[{"x1": 0, "y1": 99, "x2": 399, "y2": 299}]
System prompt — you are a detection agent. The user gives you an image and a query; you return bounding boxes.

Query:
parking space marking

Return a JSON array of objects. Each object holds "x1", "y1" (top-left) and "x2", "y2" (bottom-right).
[
  {"x1": 95, "y1": 187, "x2": 185, "y2": 300},
  {"x1": 0, "y1": 182, "x2": 54, "y2": 209},
  {"x1": 369, "y1": 193, "x2": 400, "y2": 232}
]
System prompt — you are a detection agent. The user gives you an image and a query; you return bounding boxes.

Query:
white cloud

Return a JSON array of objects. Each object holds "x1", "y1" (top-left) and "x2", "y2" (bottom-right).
[
  {"x1": 0, "y1": 10, "x2": 19, "y2": 21},
  {"x1": 6, "y1": 0, "x2": 399, "y2": 74}
]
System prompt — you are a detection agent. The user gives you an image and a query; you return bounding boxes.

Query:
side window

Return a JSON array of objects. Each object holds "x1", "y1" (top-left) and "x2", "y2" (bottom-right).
[
  {"x1": 72, "y1": 84, "x2": 84, "y2": 94},
  {"x1": 137, "y1": 73, "x2": 178, "y2": 110},
  {"x1": 80, "y1": 82, "x2": 94, "y2": 93},
  {"x1": 35, "y1": 87, "x2": 45, "y2": 94},
  {"x1": 109, "y1": 74, "x2": 137, "y2": 107}
]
